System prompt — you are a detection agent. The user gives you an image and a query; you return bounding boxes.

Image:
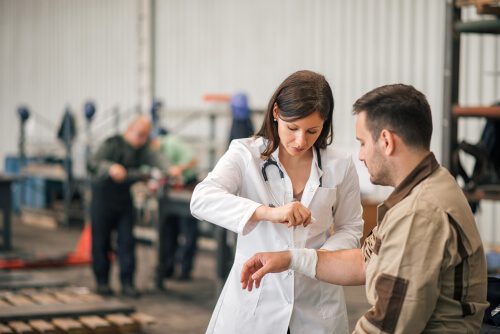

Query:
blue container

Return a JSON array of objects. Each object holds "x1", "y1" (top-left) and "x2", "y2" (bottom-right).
[
  {"x1": 24, "y1": 177, "x2": 47, "y2": 209},
  {"x1": 4, "y1": 155, "x2": 23, "y2": 212},
  {"x1": 4, "y1": 155, "x2": 52, "y2": 211}
]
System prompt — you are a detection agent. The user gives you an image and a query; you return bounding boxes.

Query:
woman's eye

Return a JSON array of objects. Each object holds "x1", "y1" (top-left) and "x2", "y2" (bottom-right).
[
  {"x1": 287, "y1": 127, "x2": 298, "y2": 131},
  {"x1": 307, "y1": 130, "x2": 318, "y2": 135}
]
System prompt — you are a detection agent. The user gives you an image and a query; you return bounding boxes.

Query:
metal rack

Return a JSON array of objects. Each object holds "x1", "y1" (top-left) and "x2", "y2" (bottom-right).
[{"x1": 442, "y1": 0, "x2": 500, "y2": 201}]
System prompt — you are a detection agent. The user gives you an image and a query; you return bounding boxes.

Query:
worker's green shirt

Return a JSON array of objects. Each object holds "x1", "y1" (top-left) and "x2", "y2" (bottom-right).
[{"x1": 160, "y1": 135, "x2": 197, "y2": 183}]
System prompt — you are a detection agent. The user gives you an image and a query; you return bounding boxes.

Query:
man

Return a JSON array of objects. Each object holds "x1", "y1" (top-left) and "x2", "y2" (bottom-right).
[
  {"x1": 241, "y1": 84, "x2": 488, "y2": 333},
  {"x1": 88, "y1": 116, "x2": 165, "y2": 297}
]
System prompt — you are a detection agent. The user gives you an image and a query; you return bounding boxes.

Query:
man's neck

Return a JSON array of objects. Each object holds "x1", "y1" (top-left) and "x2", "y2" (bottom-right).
[{"x1": 392, "y1": 149, "x2": 431, "y2": 187}]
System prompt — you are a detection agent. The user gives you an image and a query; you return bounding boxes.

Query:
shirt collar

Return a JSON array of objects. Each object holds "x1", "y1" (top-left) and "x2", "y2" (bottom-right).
[{"x1": 377, "y1": 152, "x2": 439, "y2": 223}]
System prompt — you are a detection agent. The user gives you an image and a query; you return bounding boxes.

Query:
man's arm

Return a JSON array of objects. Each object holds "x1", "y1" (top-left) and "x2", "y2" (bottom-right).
[
  {"x1": 87, "y1": 139, "x2": 117, "y2": 180},
  {"x1": 354, "y1": 213, "x2": 445, "y2": 334},
  {"x1": 317, "y1": 249, "x2": 365, "y2": 285},
  {"x1": 240, "y1": 248, "x2": 365, "y2": 291}
]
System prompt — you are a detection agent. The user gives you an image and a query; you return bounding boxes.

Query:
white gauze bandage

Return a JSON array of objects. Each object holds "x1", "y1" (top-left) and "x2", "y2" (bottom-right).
[{"x1": 289, "y1": 248, "x2": 318, "y2": 279}]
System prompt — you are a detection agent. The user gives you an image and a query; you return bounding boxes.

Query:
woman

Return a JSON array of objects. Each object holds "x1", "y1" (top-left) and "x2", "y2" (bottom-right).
[{"x1": 190, "y1": 70, "x2": 363, "y2": 334}]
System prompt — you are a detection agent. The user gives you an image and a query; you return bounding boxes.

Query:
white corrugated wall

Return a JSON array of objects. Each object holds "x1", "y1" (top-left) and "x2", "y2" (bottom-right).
[
  {"x1": 0, "y1": 0, "x2": 138, "y2": 165},
  {"x1": 0, "y1": 0, "x2": 499, "y2": 243},
  {"x1": 155, "y1": 0, "x2": 446, "y2": 153}
]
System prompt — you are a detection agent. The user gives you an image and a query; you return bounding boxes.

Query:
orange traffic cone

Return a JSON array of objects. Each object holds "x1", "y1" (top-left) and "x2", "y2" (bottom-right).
[{"x1": 66, "y1": 223, "x2": 92, "y2": 264}]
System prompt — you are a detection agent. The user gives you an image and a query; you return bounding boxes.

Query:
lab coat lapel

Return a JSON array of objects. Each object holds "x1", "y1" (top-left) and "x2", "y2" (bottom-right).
[
  {"x1": 260, "y1": 147, "x2": 287, "y2": 207},
  {"x1": 301, "y1": 148, "x2": 323, "y2": 208}
]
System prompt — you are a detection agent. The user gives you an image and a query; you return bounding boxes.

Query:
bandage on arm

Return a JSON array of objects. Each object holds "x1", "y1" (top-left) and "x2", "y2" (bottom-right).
[{"x1": 288, "y1": 248, "x2": 318, "y2": 279}]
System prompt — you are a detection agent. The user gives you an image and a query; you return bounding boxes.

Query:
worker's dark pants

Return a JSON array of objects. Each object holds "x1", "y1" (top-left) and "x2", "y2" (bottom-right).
[
  {"x1": 162, "y1": 214, "x2": 198, "y2": 276},
  {"x1": 91, "y1": 200, "x2": 135, "y2": 286}
]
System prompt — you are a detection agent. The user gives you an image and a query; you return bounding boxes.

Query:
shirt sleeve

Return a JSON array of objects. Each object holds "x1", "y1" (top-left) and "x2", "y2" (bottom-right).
[
  {"x1": 143, "y1": 145, "x2": 168, "y2": 171},
  {"x1": 162, "y1": 136, "x2": 194, "y2": 165},
  {"x1": 354, "y1": 212, "x2": 450, "y2": 334},
  {"x1": 321, "y1": 157, "x2": 364, "y2": 251},
  {"x1": 190, "y1": 140, "x2": 262, "y2": 235}
]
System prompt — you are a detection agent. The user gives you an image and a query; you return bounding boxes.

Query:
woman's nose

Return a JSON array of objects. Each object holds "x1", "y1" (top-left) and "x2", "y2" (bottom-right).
[{"x1": 295, "y1": 132, "x2": 307, "y2": 147}]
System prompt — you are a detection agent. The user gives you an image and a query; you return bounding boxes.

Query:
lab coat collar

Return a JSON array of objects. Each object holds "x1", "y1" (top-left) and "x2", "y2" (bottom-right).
[
  {"x1": 265, "y1": 145, "x2": 323, "y2": 207},
  {"x1": 267, "y1": 144, "x2": 323, "y2": 177},
  {"x1": 312, "y1": 146, "x2": 324, "y2": 182}
]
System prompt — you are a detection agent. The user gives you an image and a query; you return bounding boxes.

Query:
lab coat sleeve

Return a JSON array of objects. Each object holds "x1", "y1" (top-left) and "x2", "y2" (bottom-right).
[
  {"x1": 190, "y1": 140, "x2": 263, "y2": 235},
  {"x1": 321, "y1": 157, "x2": 363, "y2": 251}
]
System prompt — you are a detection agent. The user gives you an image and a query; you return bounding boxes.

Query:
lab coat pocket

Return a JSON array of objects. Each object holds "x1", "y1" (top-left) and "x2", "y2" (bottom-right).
[
  {"x1": 237, "y1": 281, "x2": 263, "y2": 320},
  {"x1": 233, "y1": 255, "x2": 264, "y2": 321},
  {"x1": 309, "y1": 187, "x2": 337, "y2": 234}
]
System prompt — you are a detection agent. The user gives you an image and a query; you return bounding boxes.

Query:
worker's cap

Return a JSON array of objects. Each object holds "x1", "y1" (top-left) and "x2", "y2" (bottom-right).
[{"x1": 231, "y1": 93, "x2": 250, "y2": 120}]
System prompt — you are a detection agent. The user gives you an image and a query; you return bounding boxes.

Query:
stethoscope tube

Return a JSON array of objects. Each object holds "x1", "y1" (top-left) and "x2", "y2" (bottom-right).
[{"x1": 261, "y1": 159, "x2": 284, "y2": 182}]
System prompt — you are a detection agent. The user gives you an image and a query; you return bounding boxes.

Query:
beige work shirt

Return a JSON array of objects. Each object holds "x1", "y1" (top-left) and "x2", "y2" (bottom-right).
[{"x1": 356, "y1": 153, "x2": 488, "y2": 333}]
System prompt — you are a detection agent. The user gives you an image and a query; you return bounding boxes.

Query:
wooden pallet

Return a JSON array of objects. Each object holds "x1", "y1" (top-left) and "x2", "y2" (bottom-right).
[{"x1": 0, "y1": 287, "x2": 155, "y2": 333}]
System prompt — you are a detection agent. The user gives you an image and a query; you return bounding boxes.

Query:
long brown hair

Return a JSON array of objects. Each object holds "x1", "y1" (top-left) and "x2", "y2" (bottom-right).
[{"x1": 256, "y1": 70, "x2": 334, "y2": 159}]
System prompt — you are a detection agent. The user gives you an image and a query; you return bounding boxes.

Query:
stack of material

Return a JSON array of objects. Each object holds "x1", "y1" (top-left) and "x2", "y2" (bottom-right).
[{"x1": 0, "y1": 286, "x2": 155, "y2": 333}]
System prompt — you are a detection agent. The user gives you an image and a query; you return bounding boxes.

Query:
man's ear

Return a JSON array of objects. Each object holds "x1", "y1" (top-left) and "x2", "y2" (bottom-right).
[{"x1": 379, "y1": 129, "x2": 395, "y2": 155}]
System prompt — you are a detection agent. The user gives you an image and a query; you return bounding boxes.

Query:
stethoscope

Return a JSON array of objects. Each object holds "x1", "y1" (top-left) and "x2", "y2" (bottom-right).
[{"x1": 261, "y1": 146, "x2": 322, "y2": 207}]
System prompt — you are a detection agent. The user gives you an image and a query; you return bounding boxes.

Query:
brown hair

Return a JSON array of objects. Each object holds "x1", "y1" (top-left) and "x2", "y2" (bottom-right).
[
  {"x1": 352, "y1": 84, "x2": 432, "y2": 149},
  {"x1": 256, "y1": 70, "x2": 334, "y2": 159}
]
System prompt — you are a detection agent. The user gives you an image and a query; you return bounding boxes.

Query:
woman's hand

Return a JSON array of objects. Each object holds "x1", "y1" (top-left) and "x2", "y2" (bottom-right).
[{"x1": 252, "y1": 202, "x2": 312, "y2": 227}]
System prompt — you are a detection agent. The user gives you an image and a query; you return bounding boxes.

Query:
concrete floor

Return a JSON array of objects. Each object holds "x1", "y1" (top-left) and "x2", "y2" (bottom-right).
[{"x1": 5, "y1": 219, "x2": 371, "y2": 333}]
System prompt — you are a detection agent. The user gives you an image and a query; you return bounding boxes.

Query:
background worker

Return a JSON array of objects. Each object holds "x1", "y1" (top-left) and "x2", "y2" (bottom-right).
[
  {"x1": 87, "y1": 115, "x2": 166, "y2": 298},
  {"x1": 156, "y1": 129, "x2": 198, "y2": 280},
  {"x1": 241, "y1": 84, "x2": 488, "y2": 333},
  {"x1": 191, "y1": 70, "x2": 363, "y2": 334}
]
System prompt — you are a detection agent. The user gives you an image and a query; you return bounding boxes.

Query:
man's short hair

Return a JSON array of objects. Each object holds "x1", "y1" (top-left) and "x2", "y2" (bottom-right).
[{"x1": 352, "y1": 84, "x2": 433, "y2": 149}]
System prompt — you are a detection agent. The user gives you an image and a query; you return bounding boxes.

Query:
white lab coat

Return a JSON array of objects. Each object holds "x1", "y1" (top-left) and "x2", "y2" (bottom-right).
[{"x1": 190, "y1": 137, "x2": 363, "y2": 334}]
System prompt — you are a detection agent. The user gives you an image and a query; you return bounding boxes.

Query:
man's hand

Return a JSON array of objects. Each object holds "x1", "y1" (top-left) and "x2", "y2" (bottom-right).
[
  {"x1": 109, "y1": 163, "x2": 127, "y2": 183},
  {"x1": 240, "y1": 251, "x2": 291, "y2": 291},
  {"x1": 168, "y1": 165, "x2": 183, "y2": 178}
]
